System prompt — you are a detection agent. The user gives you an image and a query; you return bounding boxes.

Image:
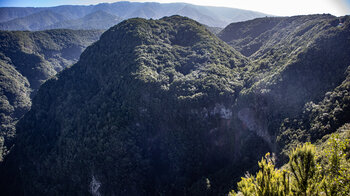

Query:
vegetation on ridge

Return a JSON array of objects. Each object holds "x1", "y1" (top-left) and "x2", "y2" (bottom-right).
[
  {"x1": 3, "y1": 15, "x2": 251, "y2": 195},
  {"x1": 0, "y1": 14, "x2": 349, "y2": 196},
  {"x1": 220, "y1": 14, "x2": 350, "y2": 158},
  {"x1": 230, "y1": 126, "x2": 350, "y2": 195}
]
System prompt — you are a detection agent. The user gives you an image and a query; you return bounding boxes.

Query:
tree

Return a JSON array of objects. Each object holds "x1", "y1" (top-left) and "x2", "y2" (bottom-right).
[
  {"x1": 230, "y1": 132, "x2": 350, "y2": 196},
  {"x1": 319, "y1": 134, "x2": 350, "y2": 196},
  {"x1": 288, "y1": 143, "x2": 318, "y2": 195},
  {"x1": 229, "y1": 153, "x2": 290, "y2": 196}
]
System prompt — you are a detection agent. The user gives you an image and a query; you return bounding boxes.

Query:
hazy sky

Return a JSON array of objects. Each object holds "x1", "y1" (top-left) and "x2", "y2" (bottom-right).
[{"x1": 1, "y1": 0, "x2": 350, "y2": 16}]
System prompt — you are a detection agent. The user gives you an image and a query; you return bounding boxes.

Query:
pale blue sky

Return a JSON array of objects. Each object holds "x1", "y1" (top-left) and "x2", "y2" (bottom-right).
[{"x1": 0, "y1": 0, "x2": 349, "y2": 16}]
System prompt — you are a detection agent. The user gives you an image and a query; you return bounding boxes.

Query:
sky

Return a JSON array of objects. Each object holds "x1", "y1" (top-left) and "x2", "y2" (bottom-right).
[{"x1": 0, "y1": 0, "x2": 349, "y2": 16}]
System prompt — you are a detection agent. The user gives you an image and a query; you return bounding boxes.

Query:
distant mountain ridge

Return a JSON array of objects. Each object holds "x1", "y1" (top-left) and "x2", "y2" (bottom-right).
[
  {"x1": 0, "y1": 10, "x2": 68, "y2": 31},
  {"x1": 0, "y1": 1, "x2": 270, "y2": 30},
  {"x1": 48, "y1": 10, "x2": 123, "y2": 30}
]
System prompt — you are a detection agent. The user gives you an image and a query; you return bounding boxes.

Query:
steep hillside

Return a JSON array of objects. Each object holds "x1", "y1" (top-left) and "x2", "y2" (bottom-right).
[
  {"x1": 220, "y1": 14, "x2": 350, "y2": 158},
  {"x1": 1, "y1": 15, "x2": 349, "y2": 196},
  {"x1": 0, "y1": 58, "x2": 31, "y2": 161},
  {"x1": 48, "y1": 10, "x2": 123, "y2": 30},
  {"x1": 219, "y1": 14, "x2": 336, "y2": 57},
  {"x1": 278, "y1": 67, "x2": 350, "y2": 155},
  {"x1": 219, "y1": 16, "x2": 284, "y2": 56},
  {"x1": 4, "y1": 16, "x2": 255, "y2": 195},
  {"x1": 0, "y1": 29, "x2": 103, "y2": 160},
  {"x1": 0, "y1": 1, "x2": 270, "y2": 30}
]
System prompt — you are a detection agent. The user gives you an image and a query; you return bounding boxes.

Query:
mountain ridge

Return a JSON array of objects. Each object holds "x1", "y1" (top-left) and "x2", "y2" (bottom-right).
[
  {"x1": 0, "y1": 10, "x2": 68, "y2": 31},
  {"x1": 0, "y1": 14, "x2": 349, "y2": 195},
  {"x1": 5, "y1": 15, "x2": 251, "y2": 195},
  {"x1": 48, "y1": 10, "x2": 123, "y2": 30},
  {"x1": 0, "y1": 1, "x2": 270, "y2": 30}
]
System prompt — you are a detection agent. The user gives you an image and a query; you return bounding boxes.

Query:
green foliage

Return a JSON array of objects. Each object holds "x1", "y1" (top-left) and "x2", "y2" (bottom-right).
[
  {"x1": 319, "y1": 133, "x2": 350, "y2": 195},
  {"x1": 0, "y1": 136, "x2": 4, "y2": 161},
  {"x1": 0, "y1": 29, "x2": 102, "y2": 160},
  {"x1": 2, "y1": 14, "x2": 350, "y2": 196},
  {"x1": 5, "y1": 15, "x2": 249, "y2": 195},
  {"x1": 231, "y1": 131, "x2": 350, "y2": 196},
  {"x1": 278, "y1": 66, "x2": 350, "y2": 155},
  {"x1": 288, "y1": 143, "x2": 317, "y2": 195},
  {"x1": 230, "y1": 153, "x2": 290, "y2": 196},
  {"x1": 221, "y1": 15, "x2": 350, "y2": 160},
  {"x1": 219, "y1": 17, "x2": 283, "y2": 57}
]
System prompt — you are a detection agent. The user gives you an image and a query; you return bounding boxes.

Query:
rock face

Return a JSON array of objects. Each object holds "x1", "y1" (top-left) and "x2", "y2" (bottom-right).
[
  {"x1": 2, "y1": 15, "x2": 350, "y2": 195},
  {"x1": 0, "y1": 29, "x2": 103, "y2": 160}
]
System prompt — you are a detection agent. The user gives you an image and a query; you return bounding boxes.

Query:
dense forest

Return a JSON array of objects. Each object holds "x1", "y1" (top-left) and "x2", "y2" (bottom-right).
[
  {"x1": 0, "y1": 29, "x2": 103, "y2": 161},
  {"x1": 0, "y1": 13, "x2": 349, "y2": 196}
]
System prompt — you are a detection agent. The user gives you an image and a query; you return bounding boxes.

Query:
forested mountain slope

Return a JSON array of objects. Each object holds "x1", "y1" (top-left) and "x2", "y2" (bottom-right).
[
  {"x1": 2, "y1": 15, "x2": 254, "y2": 195},
  {"x1": 219, "y1": 14, "x2": 350, "y2": 158},
  {"x1": 0, "y1": 14, "x2": 349, "y2": 195},
  {"x1": 0, "y1": 29, "x2": 103, "y2": 161}
]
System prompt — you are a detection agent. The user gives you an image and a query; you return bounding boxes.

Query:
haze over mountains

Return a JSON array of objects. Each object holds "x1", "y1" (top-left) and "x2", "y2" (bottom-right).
[{"x1": 0, "y1": 1, "x2": 270, "y2": 30}]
